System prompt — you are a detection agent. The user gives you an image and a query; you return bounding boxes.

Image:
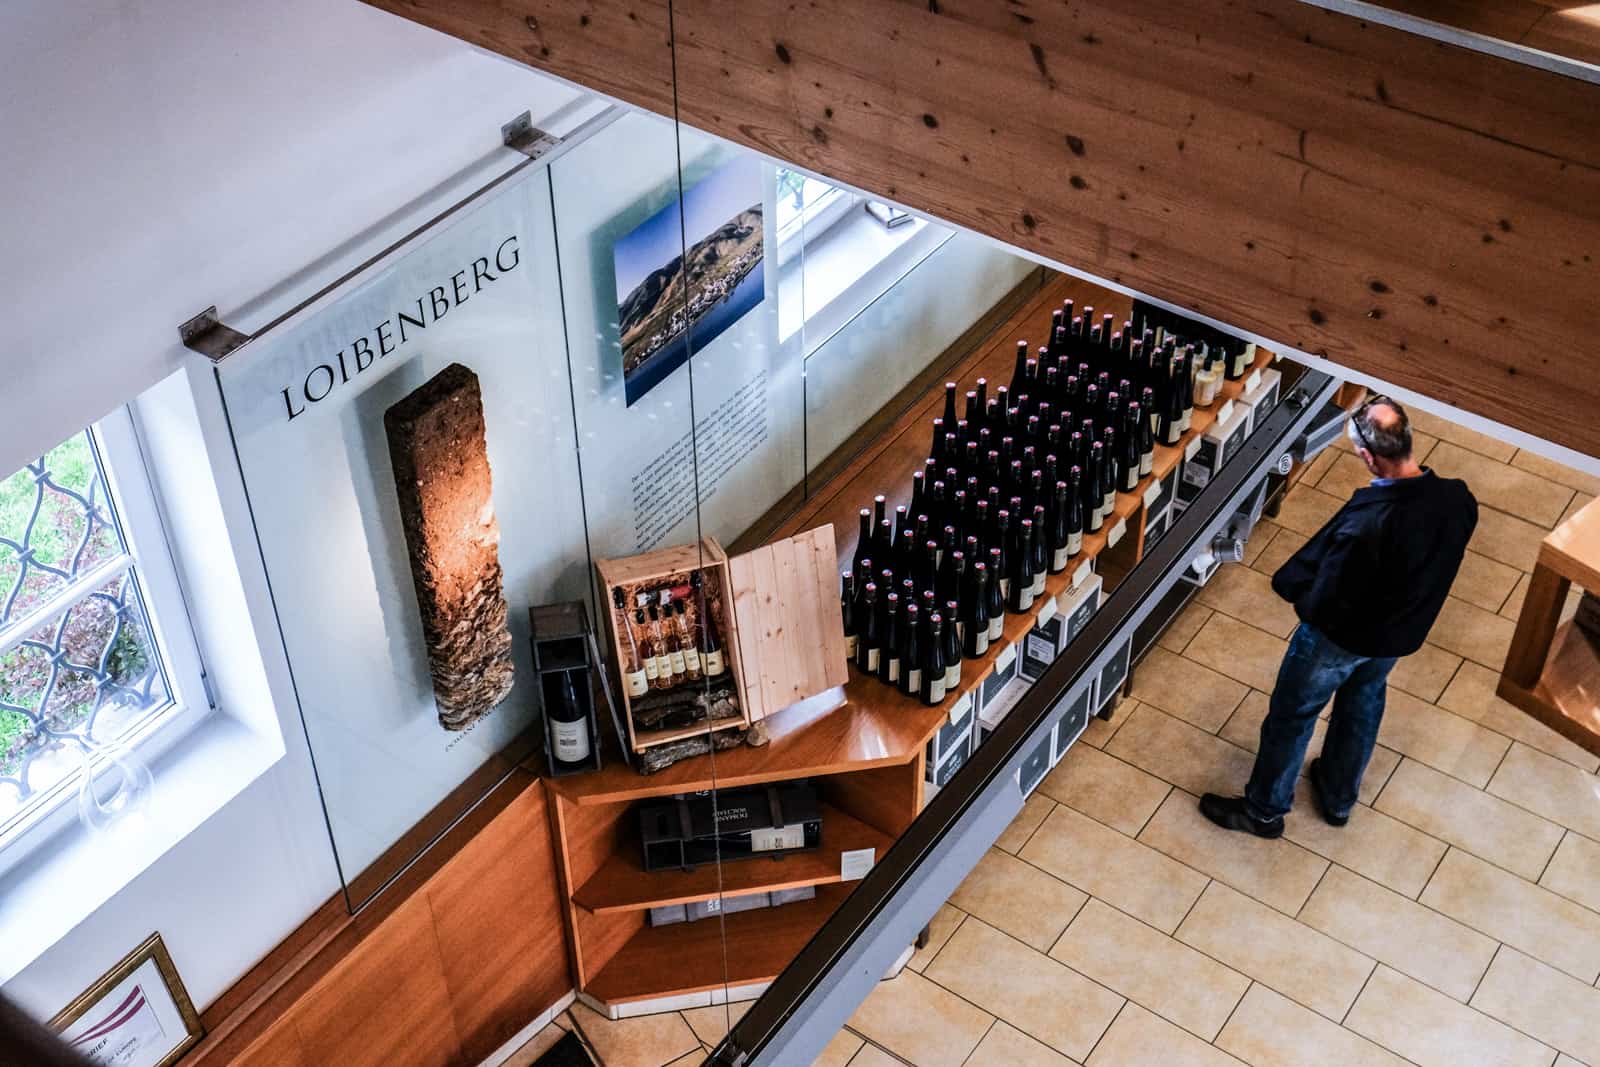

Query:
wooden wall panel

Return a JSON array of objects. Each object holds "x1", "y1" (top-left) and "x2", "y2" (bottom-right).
[{"x1": 364, "y1": 0, "x2": 1600, "y2": 459}]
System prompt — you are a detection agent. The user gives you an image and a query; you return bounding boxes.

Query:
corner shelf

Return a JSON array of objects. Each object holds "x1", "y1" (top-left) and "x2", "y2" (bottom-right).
[{"x1": 572, "y1": 803, "x2": 893, "y2": 914}]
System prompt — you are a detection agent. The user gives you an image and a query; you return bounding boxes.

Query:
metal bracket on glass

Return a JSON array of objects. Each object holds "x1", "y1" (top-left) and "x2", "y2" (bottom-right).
[
  {"x1": 178, "y1": 306, "x2": 251, "y2": 363},
  {"x1": 501, "y1": 111, "x2": 563, "y2": 159}
]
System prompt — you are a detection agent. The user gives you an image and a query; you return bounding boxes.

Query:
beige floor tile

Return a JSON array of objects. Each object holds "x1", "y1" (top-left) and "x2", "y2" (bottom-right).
[
  {"x1": 504, "y1": 1022, "x2": 569, "y2": 1066},
  {"x1": 1078, "y1": 705, "x2": 1123, "y2": 749},
  {"x1": 1427, "y1": 440, "x2": 1575, "y2": 528},
  {"x1": 848, "y1": 968, "x2": 991, "y2": 1067},
  {"x1": 1251, "y1": 525, "x2": 1307, "y2": 576},
  {"x1": 1409, "y1": 407, "x2": 1519, "y2": 463},
  {"x1": 994, "y1": 793, "x2": 1054, "y2": 854},
  {"x1": 682, "y1": 1002, "x2": 747, "y2": 1048},
  {"x1": 1556, "y1": 1056, "x2": 1586, "y2": 1067},
  {"x1": 1129, "y1": 647, "x2": 1250, "y2": 732},
  {"x1": 1487, "y1": 741, "x2": 1600, "y2": 842},
  {"x1": 1372, "y1": 685, "x2": 1510, "y2": 788},
  {"x1": 1283, "y1": 779, "x2": 1447, "y2": 898},
  {"x1": 967, "y1": 1021, "x2": 1081, "y2": 1067},
  {"x1": 1421, "y1": 848, "x2": 1600, "y2": 984},
  {"x1": 1185, "y1": 613, "x2": 1290, "y2": 694},
  {"x1": 1316, "y1": 450, "x2": 1381, "y2": 500},
  {"x1": 1106, "y1": 704, "x2": 1257, "y2": 799},
  {"x1": 1472, "y1": 946, "x2": 1600, "y2": 1066},
  {"x1": 1299, "y1": 865, "x2": 1495, "y2": 1001},
  {"x1": 1051, "y1": 899, "x2": 1249, "y2": 1041},
  {"x1": 1273, "y1": 485, "x2": 1344, "y2": 538},
  {"x1": 1300, "y1": 446, "x2": 1339, "y2": 488},
  {"x1": 924, "y1": 918, "x2": 1122, "y2": 1062},
  {"x1": 1439, "y1": 660, "x2": 1600, "y2": 772},
  {"x1": 845, "y1": 1044, "x2": 898, "y2": 1067},
  {"x1": 1215, "y1": 984, "x2": 1409, "y2": 1067},
  {"x1": 1386, "y1": 642, "x2": 1462, "y2": 703},
  {"x1": 663, "y1": 1051, "x2": 704, "y2": 1067},
  {"x1": 1374, "y1": 758, "x2": 1563, "y2": 881},
  {"x1": 907, "y1": 903, "x2": 965, "y2": 973},
  {"x1": 1427, "y1": 595, "x2": 1517, "y2": 670},
  {"x1": 1541, "y1": 831, "x2": 1600, "y2": 916},
  {"x1": 1020, "y1": 805, "x2": 1208, "y2": 933},
  {"x1": 1450, "y1": 549, "x2": 1524, "y2": 612},
  {"x1": 1219, "y1": 691, "x2": 1399, "y2": 807},
  {"x1": 1500, "y1": 571, "x2": 1531, "y2": 619},
  {"x1": 1196, "y1": 564, "x2": 1300, "y2": 639},
  {"x1": 1470, "y1": 505, "x2": 1550, "y2": 572},
  {"x1": 949, "y1": 848, "x2": 1087, "y2": 951},
  {"x1": 1158, "y1": 601, "x2": 1214, "y2": 654},
  {"x1": 1344, "y1": 964, "x2": 1554, "y2": 1067},
  {"x1": 1086, "y1": 1004, "x2": 1246, "y2": 1067},
  {"x1": 1038, "y1": 743, "x2": 1170, "y2": 836},
  {"x1": 570, "y1": 1002, "x2": 699, "y2": 1067},
  {"x1": 1558, "y1": 491, "x2": 1594, "y2": 527},
  {"x1": 1140, "y1": 790, "x2": 1330, "y2": 916},
  {"x1": 817, "y1": 1029, "x2": 865, "y2": 1067},
  {"x1": 1239, "y1": 522, "x2": 1276, "y2": 567},
  {"x1": 1175, "y1": 881, "x2": 1373, "y2": 1021}
]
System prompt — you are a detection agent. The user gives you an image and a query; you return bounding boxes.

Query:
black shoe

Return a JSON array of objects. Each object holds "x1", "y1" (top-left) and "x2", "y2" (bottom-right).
[
  {"x1": 1199, "y1": 793, "x2": 1284, "y2": 838},
  {"x1": 1308, "y1": 758, "x2": 1350, "y2": 827}
]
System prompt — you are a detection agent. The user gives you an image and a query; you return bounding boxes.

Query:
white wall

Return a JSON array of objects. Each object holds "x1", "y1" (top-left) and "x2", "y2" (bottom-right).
[{"x1": 0, "y1": 0, "x2": 579, "y2": 1018}]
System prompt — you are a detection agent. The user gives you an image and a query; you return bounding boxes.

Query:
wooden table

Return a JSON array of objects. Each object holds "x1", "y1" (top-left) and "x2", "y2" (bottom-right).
[{"x1": 1499, "y1": 496, "x2": 1600, "y2": 758}]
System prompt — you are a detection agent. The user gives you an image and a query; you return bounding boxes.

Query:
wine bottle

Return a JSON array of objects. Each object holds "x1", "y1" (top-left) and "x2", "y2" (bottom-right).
[
  {"x1": 985, "y1": 549, "x2": 1005, "y2": 640},
  {"x1": 1008, "y1": 520, "x2": 1036, "y2": 613},
  {"x1": 659, "y1": 593, "x2": 687, "y2": 679},
  {"x1": 648, "y1": 603, "x2": 675, "y2": 688},
  {"x1": 937, "y1": 542, "x2": 962, "y2": 605},
  {"x1": 853, "y1": 507, "x2": 873, "y2": 577},
  {"x1": 923, "y1": 612, "x2": 947, "y2": 705},
  {"x1": 965, "y1": 389, "x2": 981, "y2": 425},
  {"x1": 699, "y1": 596, "x2": 726, "y2": 678},
  {"x1": 674, "y1": 599, "x2": 702, "y2": 682},
  {"x1": 910, "y1": 470, "x2": 926, "y2": 519},
  {"x1": 858, "y1": 581, "x2": 880, "y2": 672},
  {"x1": 1227, "y1": 338, "x2": 1251, "y2": 380},
  {"x1": 1160, "y1": 356, "x2": 1184, "y2": 445},
  {"x1": 635, "y1": 608, "x2": 661, "y2": 689},
  {"x1": 964, "y1": 562, "x2": 991, "y2": 658},
  {"x1": 974, "y1": 377, "x2": 989, "y2": 428},
  {"x1": 1010, "y1": 340, "x2": 1029, "y2": 394},
  {"x1": 1138, "y1": 388, "x2": 1157, "y2": 475},
  {"x1": 929, "y1": 416, "x2": 946, "y2": 463},
  {"x1": 873, "y1": 494, "x2": 887, "y2": 530},
  {"x1": 614, "y1": 589, "x2": 649, "y2": 698},
  {"x1": 994, "y1": 510, "x2": 1012, "y2": 599},
  {"x1": 900, "y1": 602, "x2": 922, "y2": 697},
  {"x1": 942, "y1": 599, "x2": 963, "y2": 687},
  {"x1": 1099, "y1": 427, "x2": 1119, "y2": 512},
  {"x1": 545, "y1": 670, "x2": 592, "y2": 766},
  {"x1": 840, "y1": 571, "x2": 857, "y2": 661},
  {"x1": 1050, "y1": 480, "x2": 1071, "y2": 572},
  {"x1": 942, "y1": 381, "x2": 958, "y2": 425},
  {"x1": 880, "y1": 592, "x2": 901, "y2": 685},
  {"x1": 1030, "y1": 504, "x2": 1049, "y2": 596},
  {"x1": 1085, "y1": 443, "x2": 1106, "y2": 532}
]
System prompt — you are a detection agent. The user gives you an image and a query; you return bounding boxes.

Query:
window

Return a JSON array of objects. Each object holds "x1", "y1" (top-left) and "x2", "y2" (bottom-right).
[
  {"x1": 0, "y1": 412, "x2": 206, "y2": 855},
  {"x1": 775, "y1": 167, "x2": 857, "y2": 256}
]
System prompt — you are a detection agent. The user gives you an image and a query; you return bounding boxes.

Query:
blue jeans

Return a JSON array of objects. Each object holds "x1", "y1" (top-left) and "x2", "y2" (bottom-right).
[{"x1": 1245, "y1": 623, "x2": 1396, "y2": 822}]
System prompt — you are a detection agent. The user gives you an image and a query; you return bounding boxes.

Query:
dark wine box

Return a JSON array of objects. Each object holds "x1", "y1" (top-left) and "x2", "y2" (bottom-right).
[
  {"x1": 529, "y1": 601, "x2": 609, "y2": 778},
  {"x1": 1143, "y1": 504, "x2": 1173, "y2": 549},
  {"x1": 1177, "y1": 403, "x2": 1252, "y2": 507},
  {"x1": 1059, "y1": 571, "x2": 1103, "y2": 647},
  {"x1": 1096, "y1": 635, "x2": 1133, "y2": 712},
  {"x1": 924, "y1": 690, "x2": 974, "y2": 778},
  {"x1": 976, "y1": 641, "x2": 1020, "y2": 739},
  {"x1": 638, "y1": 781, "x2": 822, "y2": 872},
  {"x1": 931, "y1": 728, "x2": 973, "y2": 788},
  {"x1": 1017, "y1": 728, "x2": 1053, "y2": 797},
  {"x1": 1052, "y1": 683, "x2": 1092, "y2": 765},
  {"x1": 1020, "y1": 598, "x2": 1065, "y2": 682}
]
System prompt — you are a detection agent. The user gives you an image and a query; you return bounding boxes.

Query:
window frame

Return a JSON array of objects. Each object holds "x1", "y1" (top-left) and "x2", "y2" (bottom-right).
[{"x1": 0, "y1": 406, "x2": 212, "y2": 879}]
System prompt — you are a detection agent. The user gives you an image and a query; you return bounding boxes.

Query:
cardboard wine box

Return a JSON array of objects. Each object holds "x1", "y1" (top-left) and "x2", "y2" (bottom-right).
[
  {"x1": 1020, "y1": 597, "x2": 1064, "y2": 681},
  {"x1": 596, "y1": 526, "x2": 847, "y2": 753},
  {"x1": 1177, "y1": 402, "x2": 1252, "y2": 508},
  {"x1": 1239, "y1": 366, "x2": 1283, "y2": 433},
  {"x1": 925, "y1": 690, "x2": 975, "y2": 777}
]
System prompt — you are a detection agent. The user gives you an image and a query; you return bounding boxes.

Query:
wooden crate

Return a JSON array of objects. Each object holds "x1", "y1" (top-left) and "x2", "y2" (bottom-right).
[{"x1": 595, "y1": 525, "x2": 848, "y2": 753}]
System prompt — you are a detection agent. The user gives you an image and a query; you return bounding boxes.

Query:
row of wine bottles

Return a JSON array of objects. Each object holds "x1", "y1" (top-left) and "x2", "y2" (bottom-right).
[
  {"x1": 612, "y1": 574, "x2": 726, "y2": 699},
  {"x1": 836, "y1": 298, "x2": 1249, "y2": 706}
]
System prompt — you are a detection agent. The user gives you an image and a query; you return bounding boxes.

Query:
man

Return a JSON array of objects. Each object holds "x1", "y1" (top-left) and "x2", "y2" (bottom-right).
[{"x1": 1201, "y1": 395, "x2": 1477, "y2": 837}]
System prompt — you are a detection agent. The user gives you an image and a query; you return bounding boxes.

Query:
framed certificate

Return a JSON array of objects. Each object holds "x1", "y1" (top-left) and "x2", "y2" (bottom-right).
[{"x1": 51, "y1": 933, "x2": 203, "y2": 1067}]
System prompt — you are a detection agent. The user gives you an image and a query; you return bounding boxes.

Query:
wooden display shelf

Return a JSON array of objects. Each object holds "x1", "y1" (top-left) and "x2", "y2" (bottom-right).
[
  {"x1": 573, "y1": 803, "x2": 892, "y2": 914},
  {"x1": 585, "y1": 885, "x2": 854, "y2": 1006},
  {"x1": 629, "y1": 716, "x2": 746, "y2": 752}
]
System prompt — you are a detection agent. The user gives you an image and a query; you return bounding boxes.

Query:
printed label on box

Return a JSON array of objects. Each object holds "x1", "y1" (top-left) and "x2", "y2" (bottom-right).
[
  {"x1": 841, "y1": 848, "x2": 876, "y2": 881},
  {"x1": 1107, "y1": 516, "x2": 1127, "y2": 548},
  {"x1": 1026, "y1": 633, "x2": 1055, "y2": 665}
]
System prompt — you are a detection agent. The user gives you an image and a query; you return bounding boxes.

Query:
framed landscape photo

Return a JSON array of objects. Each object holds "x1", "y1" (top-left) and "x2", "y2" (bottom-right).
[
  {"x1": 613, "y1": 155, "x2": 765, "y2": 406},
  {"x1": 51, "y1": 933, "x2": 203, "y2": 1067}
]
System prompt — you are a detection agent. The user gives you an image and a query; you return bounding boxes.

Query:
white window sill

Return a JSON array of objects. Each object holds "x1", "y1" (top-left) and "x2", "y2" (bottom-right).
[
  {"x1": 777, "y1": 206, "x2": 954, "y2": 353},
  {"x1": 0, "y1": 712, "x2": 282, "y2": 984}
]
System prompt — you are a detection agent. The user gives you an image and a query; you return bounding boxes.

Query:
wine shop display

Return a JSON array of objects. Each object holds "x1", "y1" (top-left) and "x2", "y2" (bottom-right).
[
  {"x1": 528, "y1": 600, "x2": 616, "y2": 777},
  {"x1": 597, "y1": 528, "x2": 847, "y2": 771}
]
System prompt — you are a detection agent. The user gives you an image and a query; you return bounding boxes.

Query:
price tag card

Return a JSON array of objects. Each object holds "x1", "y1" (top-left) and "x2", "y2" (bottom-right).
[
  {"x1": 1107, "y1": 516, "x2": 1127, "y2": 548},
  {"x1": 1072, "y1": 560, "x2": 1092, "y2": 589},
  {"x1": 1035, "y1": 596, "x2": 1057, "y2": 627},
  {"x1": 1184, "y1": 436, "x2": 1204, "y2": 462},
  {"x1": 1244, "y1": 369, "x2": 1263, "y2": 395},
  {"x1": 1217, "y1": 400, "x2": 1236, "y2": 425},
  {"x1": 841, "y1": 848, "x2": 876, "y2": 881},
  {"x1": 1143, "y1": 480, "x2": 1164, "y2": 509},
  {"x1": 948, "y1": 691, "x2": 973, "y2": 727},
  {"x1": 994, "y1": 642, "x2": 1017, "y2": 674}
]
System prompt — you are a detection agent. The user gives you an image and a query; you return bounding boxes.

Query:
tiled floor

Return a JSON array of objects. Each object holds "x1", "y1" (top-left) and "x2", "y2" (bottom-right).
[{"x1": 508, "y1": 427, "x2": 1600, "y2": 1066}]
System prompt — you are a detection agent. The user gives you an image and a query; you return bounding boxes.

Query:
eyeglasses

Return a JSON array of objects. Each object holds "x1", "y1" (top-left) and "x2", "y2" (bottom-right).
[{"x1": 1350, "y1": 394, "x2": 1395, "y2": 454}]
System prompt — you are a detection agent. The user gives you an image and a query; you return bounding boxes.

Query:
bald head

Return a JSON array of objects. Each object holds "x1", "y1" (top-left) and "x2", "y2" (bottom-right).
[{"x1": 1349, "y1": 397, "x2": 1412, "y2": 462}]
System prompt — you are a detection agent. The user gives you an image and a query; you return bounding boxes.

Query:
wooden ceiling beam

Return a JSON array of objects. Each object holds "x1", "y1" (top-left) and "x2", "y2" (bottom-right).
[{"x1": 365, "y1": 0, "x2": 1600, "y2": 457}]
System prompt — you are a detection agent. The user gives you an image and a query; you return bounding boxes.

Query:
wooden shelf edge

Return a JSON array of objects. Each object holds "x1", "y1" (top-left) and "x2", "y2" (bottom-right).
[
  {"x1": 1497, "y1": 621, "x2": 1600, "y2": 760},
  {"x1": 571, "y1": 803, "x2": 891, "y2": 914},
  {"x1": 631, "y1": 716, "x2": 746, "y2": 751}
]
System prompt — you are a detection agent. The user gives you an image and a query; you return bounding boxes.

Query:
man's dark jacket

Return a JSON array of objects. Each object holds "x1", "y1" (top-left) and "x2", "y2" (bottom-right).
[{"x1": 1272, "y1": 469, "x2": 1478, "y2": 657}]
